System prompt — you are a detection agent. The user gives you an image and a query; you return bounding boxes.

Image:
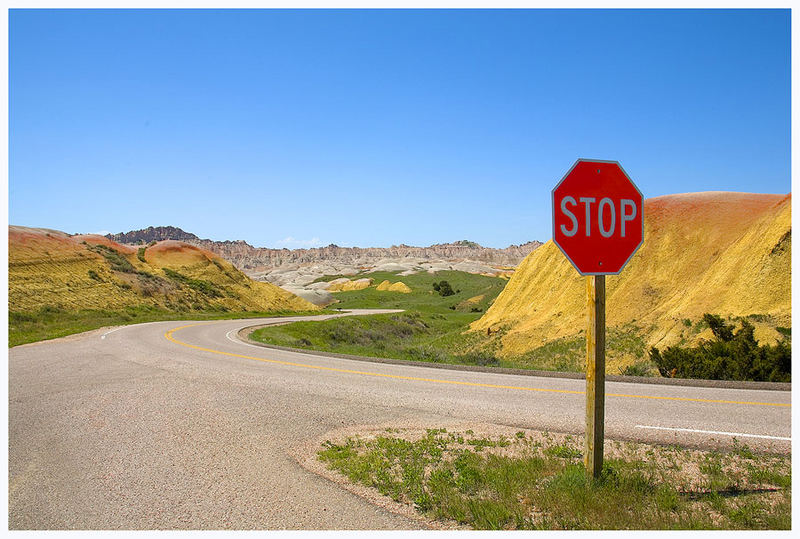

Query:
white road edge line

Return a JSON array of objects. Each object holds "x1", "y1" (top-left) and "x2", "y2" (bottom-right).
[
  {"x1": 100, "y1": 326, "x2": 126, "y2": 340},
  {"x1": 101, "y1": 320, "x2": 194, "y2": 340},
  {"x1": 226, "y1": 328, "x2": 269, "y2": 349},
  {"x1": 635, "y1": 425, "x2": 790, "y2": 441}
]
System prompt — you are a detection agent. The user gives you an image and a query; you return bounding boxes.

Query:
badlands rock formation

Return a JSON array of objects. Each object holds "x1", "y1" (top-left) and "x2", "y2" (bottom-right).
[
  {"x1": 106, "y1": 227, "x2": 542, "y2": 305},
  {"x1": 10, "y1": 226, "x2": 316, "y2": 314}
]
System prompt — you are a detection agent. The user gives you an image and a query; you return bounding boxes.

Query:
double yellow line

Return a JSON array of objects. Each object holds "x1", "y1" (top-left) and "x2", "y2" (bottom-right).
[{"x1": 165, "y1": 324, "x2": 790, "y2": 408}]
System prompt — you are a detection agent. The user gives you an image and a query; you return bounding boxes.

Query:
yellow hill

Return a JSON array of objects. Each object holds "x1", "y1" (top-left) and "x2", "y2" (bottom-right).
[
  {"x1": 388, "y1": 281, "x2": 412, "y2": 293},
  {"x1": 9, "y1": 226, "x2": 317, "y2": 314},
  {"x1": 374, "y1": 280, "x2": 412, "y2": 293},
  {"x1": 470, "y1": 192, "x2": 790, "y2": 372},
  {"x1": 328, "y1": 278, "x2": 373, "y2": 292}
]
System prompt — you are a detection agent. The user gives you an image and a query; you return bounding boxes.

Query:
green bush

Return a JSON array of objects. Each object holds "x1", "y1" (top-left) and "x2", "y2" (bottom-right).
[
  {"x1": 649, "y1": 314, "x2": 790, "y2": 382},
  {"x1": 137, "y1": 247, "x2": 147, "y2": 263},
  {"x1": 433, "y1": 280, "x2": 455, "y2": 297}
]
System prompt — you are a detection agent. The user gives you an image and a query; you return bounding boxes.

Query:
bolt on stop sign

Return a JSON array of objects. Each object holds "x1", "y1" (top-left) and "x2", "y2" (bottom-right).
[{"x1": 552, "y1": 159, "x2": 643, "y2": 275}]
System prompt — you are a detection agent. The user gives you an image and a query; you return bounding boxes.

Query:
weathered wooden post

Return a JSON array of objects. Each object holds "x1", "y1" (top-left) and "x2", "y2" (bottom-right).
[
  {"x1": 551, "y1": 159, "x2": 643, "y2": 481},
  {"x1": 585, "y1": 274, "x2": 606, "y2": 479}
]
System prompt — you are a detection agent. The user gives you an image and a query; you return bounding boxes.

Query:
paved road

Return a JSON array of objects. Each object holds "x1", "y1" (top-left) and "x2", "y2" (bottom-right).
[{"x1": 9, "y1": 312, "x2": 791, "y2": 529}]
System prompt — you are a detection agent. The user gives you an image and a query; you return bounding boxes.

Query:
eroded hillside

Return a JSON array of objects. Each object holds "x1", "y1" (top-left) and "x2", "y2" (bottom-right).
[
  {"x1": 470, "y1": 192, "x2": 791, "y2": 373},
  {"x1": 9, "y1": 226, "x2": 317, "y2": 314}
]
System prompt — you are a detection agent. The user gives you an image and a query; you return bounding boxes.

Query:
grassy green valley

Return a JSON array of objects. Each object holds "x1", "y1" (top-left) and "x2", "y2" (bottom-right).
[{"x1": 250, "y1": 270, "x2": 511, "y2": 367}]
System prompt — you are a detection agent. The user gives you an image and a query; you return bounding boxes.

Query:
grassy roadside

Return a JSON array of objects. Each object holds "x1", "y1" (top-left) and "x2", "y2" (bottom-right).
[
  {"x1": 249, "y1": 271, "x2": 792, "y2": 381},
  {"x1": 250, "y1": 270, "x2": 510, "y2": 367},
  {"x1": 250, "y1": 311, "x2": 497, "y2": 365},
  {"x1": 318, "y1": 428, "x2": 791, "y2": 530},
  {"x1": 9, "y1": 305, "x2": 333, "y2": 347},
  {"x1": 250, "y1": 269, "x2": 660, "y2": 373}
]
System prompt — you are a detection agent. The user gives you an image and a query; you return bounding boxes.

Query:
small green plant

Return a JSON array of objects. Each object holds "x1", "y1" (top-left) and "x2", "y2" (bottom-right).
[
  {"x1": 731, "y1": 439, "x2": 756, "y2": 460},
  {"x1": 137, "y1": 247, "x2": 147, "y2": 263},
  {"x1": 456, "y1": 351, "x2": 499, "y2": 367},
  {"x1": 544, "y1": 444, "x2": 581, "y2": 459},
  {"x1": 87, "y1": 270, "x2": 102, "y2": 282},
  {"x1": 619, "y1": 361, "x2": 653, "y2": 377}
]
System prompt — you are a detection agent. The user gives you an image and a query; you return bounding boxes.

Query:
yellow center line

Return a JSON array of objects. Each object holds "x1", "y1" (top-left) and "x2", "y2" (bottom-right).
[{"x1": 165, "y1": 323, "x2": 790, "y2": 408}]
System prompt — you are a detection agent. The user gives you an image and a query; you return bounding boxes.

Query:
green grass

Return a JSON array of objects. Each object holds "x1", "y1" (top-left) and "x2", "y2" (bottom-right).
[
  {"x1": 324, "y1": 270, "x2": 506, "y2": 313},
  {"x1": 162, "y1": 268, "x2": 223, "y2": 298},
  {"x1": 87, "y1": 243, "x2": 136, "y2": 273},
  {"x1": 250, "y1": 270, "x2": 511, "y2": 366},
  {"x1": 319, "y1": 429, "x2": 791, "y2": 530},
  {"x1": 518, "y1": 334, "x2": 585, "y2": 372},
  {"x1": 251, "y1": 269, "x2": 664, "y2": 374},
  {"x1": 512, "y1": 323, "x2": 651, "y2": 374},
  {"x1": 250, "y1": 310, "x2": 493, "y2": 365},
  {"x1": 8, "y1": 305, "x2": 334, "y2": 348}
]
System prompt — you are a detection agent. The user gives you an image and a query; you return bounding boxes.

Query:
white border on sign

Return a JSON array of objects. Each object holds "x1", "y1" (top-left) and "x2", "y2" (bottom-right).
[{"x1": 551, "y1": 158, "x2": 645, "y2": 276}]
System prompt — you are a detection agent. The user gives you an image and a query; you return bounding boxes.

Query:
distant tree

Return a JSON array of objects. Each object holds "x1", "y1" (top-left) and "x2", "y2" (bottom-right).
[{"x1": 437, "y1": 280, "x2": 455, "y2": 297}]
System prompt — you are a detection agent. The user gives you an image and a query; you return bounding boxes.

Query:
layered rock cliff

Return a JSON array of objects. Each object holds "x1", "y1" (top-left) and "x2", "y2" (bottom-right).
[{"x1": 106, "y1": 227, "x2": 542, "y2": 270}]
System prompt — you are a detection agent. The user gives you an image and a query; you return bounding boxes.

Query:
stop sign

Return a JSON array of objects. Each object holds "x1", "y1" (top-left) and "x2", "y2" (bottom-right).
[{"x1": 552, "y1": 159, "x2": 643, "y2": 275}]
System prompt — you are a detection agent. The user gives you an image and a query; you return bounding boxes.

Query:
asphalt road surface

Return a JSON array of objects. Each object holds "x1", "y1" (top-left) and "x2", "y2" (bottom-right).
[{"x1": 9, "y1": 311, "x2": 791, "y2": 529}]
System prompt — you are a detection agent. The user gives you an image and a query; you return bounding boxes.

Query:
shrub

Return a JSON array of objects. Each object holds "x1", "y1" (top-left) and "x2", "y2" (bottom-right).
[
  {"x1": 619, "y1": 361, "x2": 653, "y2": 377},
  {"x1": 434, "y1": 280, "x2": 455, "y2": 297},
  {"x1": 87, "y1": 270, "x2": 102, "y2": 281},
  {"x1": 405, "y1": 346, "x2": 446, "y2": 363},
  {"x1": 649, "y1": 314, "x2": 791, "y2": 382},
  {"x1": 457, "y1": 351, "x2": 499, "y2": 367},
  {"x1": 137, "y1": 247, "x2": 147, "y2": 263}
]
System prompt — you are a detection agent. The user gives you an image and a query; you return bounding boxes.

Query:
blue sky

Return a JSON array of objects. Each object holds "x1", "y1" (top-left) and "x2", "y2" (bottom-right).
[{"x1": 9, "y1": 9, "x2": 790, "y2": 248}]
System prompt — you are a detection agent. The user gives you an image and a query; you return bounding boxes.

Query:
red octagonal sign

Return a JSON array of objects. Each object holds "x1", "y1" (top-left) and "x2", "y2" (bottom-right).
[{"x1": 552, "y1": 159, "x2": 643, "y2": 275}]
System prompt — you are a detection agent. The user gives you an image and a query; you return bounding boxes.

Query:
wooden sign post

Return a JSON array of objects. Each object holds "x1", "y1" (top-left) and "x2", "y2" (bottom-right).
[
  {"x1": 585, "y1": 275, "x2": 606, "y2": 479},
  {"x1": 551, "y1": 159, "x2": 643, "y2": 481}
]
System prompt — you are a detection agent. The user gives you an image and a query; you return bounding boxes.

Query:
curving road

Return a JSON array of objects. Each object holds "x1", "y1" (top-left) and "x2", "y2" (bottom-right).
[{"x1": 9, "y1": 311, "x2": 791, "y2": 529}]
